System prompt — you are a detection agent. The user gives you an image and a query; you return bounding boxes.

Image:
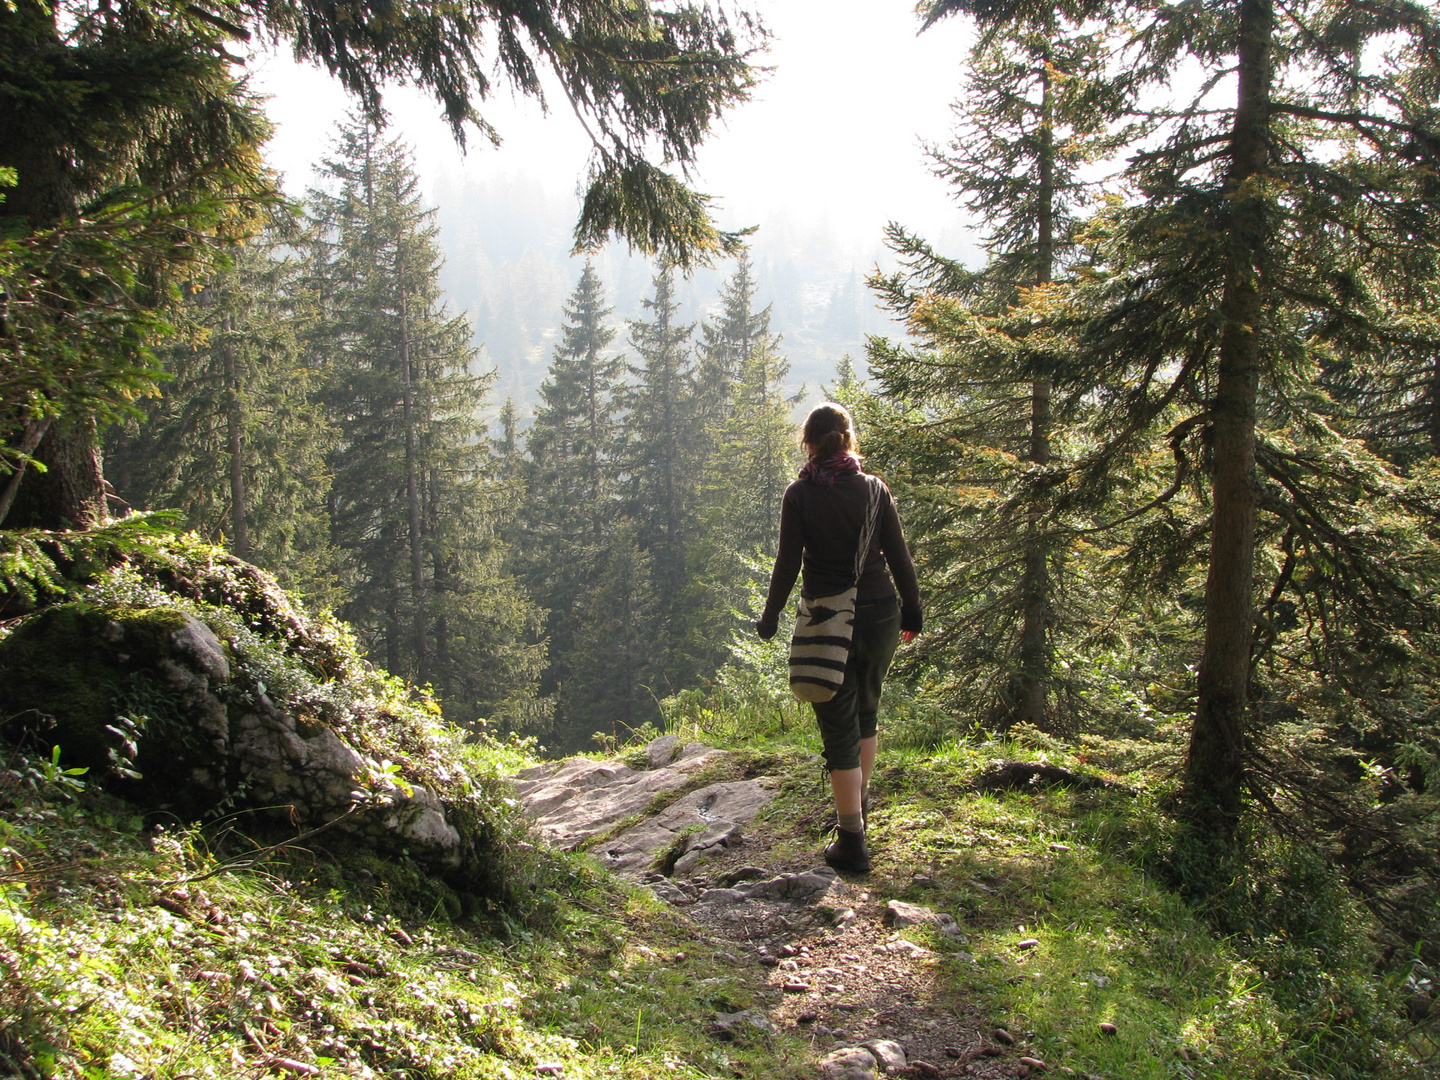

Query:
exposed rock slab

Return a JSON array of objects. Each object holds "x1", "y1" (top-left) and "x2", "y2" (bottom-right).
[
  {"x1": 696, "y1": 866, "x2": 841, "y2": 906},
  {"x1": 710, "y1": 1008, "x2": 776, "y2": 1041},
  {"x1": 511, "y1": 739, "x2": 723, "y2": 850},
  {"x1": 512, "y1": 736, "x2": 779, "y2": 879},
  {"x1": 595, "y1": 778, "x2": 778, "y2": 876}
]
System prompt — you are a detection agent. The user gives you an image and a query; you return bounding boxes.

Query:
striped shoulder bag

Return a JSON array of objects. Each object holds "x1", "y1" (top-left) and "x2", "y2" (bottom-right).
[{"x1": 788, "y1": 476, "x2": 883, "y2": 703}]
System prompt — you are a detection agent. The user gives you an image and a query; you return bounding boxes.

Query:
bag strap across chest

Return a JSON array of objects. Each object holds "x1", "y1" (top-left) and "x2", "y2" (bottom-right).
[{"x1": 852, "y1": 476, "x2": 883, "y2": 585}]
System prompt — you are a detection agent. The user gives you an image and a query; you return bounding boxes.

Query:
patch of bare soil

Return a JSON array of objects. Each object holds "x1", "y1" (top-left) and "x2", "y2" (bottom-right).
[{"x1": 653, "y1": 821, "x2": 1032, "y2": 1078}]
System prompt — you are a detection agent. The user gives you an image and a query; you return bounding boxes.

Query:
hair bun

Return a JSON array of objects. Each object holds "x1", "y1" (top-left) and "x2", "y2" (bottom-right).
[{"x1": 802, "y1": 402, "x2": 857, "y2": 458}]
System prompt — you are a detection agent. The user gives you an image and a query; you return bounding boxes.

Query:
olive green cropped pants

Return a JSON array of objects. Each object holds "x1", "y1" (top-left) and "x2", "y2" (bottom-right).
[{"x1": 810, "y1": 597, "x2": 900, "y2": 771}]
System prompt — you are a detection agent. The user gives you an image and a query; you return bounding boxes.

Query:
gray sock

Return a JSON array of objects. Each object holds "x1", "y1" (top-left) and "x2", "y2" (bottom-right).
[{"x1": 838, "y1": 811, "x2": 864, "y2": 833}]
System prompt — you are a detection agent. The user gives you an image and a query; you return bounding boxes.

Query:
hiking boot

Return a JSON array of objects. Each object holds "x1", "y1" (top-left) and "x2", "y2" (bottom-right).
[{"x1": 824, "y1": 826, "x2": 871, "y2": 874}]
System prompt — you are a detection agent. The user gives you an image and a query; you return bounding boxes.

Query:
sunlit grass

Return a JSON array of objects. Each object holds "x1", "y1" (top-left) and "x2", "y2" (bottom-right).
[
  {"x1": 2, "y1": 690, "x2": 1425, "y2": 1079},
  {"x1": 855, "y1": 732, "x2": 1412, "y2": 1079},
  {"x1": 0, "y1": 767, "x2": 809, "y2": 1079},
  {"x1": 656, "y1": 664, "x2": 1422, "y2": 1076}
]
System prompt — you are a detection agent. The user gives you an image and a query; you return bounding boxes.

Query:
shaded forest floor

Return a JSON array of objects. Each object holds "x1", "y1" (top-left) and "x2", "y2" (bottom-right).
[{"x1": 2, "y1": 726, "x2": 1435, "y2": 1079}]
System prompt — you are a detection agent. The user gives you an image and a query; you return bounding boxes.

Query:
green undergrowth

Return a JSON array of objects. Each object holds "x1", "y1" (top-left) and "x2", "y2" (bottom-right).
[
  {"x1": 3, "y1": 714, "x2": 1433, "y2": 1080},
  {"x1": 0, "y1": 743, "x2": 813, "y2": 1079},
  {"x1": 660, "y1": 678, "x2": 1434, "y2": 1078},
  {"x1": 2, "y1": 528, "x2": 1433, "y2": 1078}
]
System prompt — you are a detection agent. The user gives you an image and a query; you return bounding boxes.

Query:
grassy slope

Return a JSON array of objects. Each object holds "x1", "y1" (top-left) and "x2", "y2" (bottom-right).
[{"x1": 2, "y1": 723, "x2": 1433, "y2": 1080}]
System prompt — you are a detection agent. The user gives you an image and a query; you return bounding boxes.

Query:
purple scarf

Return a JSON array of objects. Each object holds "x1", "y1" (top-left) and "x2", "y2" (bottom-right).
[{"x1": 799, "y1": 451, "x2": 862, "y2": 485}]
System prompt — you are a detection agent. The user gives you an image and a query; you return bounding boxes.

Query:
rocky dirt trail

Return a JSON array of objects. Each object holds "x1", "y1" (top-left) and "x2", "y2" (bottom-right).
[{"x1": 513, "y1": 737, "x2": 1050, "y2": 1080}]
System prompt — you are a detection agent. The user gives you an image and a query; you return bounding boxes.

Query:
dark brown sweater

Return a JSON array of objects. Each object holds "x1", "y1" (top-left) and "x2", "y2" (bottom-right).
[{"x1": 761, "y1": 472, "x2": 923, "y2": 633}]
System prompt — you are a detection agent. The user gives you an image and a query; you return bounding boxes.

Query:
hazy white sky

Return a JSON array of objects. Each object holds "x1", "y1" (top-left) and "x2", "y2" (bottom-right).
[{"x1": 249, "y1": 0, "x2": 980, "y2": 261}]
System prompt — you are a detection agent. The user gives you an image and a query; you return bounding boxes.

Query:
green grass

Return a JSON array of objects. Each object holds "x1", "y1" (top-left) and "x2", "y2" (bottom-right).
[
  {"x1": 3, "y1": 716, "x2": 1432, "y2": 1079},
  {"x1": 0, "y1": 750, "x2": 815, "y2": 1080},
  {"x1": 854, "y1": 736, "x2": 1417, "y2": 1080},
  {"x1": 663, "y1": 667, "x2": 1429, "y2": 1077}
]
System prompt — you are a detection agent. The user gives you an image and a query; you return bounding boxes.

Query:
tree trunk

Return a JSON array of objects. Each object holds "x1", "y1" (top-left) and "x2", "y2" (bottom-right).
[
  {"x1": 1015, "y1": 375, "x2": 1052, "y2": 728},
  {"x1": 588, "y1": 346, "x2": 604, "y2": 540},
  {"x1": 0, "y1": 3, "x2": 108, "y2": 530},
  {"x1": 3, "y1": 418, "x2": 106, "y2": 529},
  {"x1": 0, "y1": 4, "x2": 79, "y2": 229},
  {"x1": 222, "y1": 315, "x2": 251, "y2": 560},
  {"x1": 1013, "y1": 50, "x2": 1054, "y2": 729},
  {"x1": 385, "y1": 592, "x2": 401, "y2": 676},
  {"x1": 0, "y1": 418, "x2": 52, "y2": 527},
  {"x1": 1185, "y1": 0, "x2": 1274, "y2": 842},
  {"x1": 1428, "y1": 352, "x2": 1440, "y2": 457},
  {"x1": 399, "y1": 276, "x2": 428, "y2": 678}
]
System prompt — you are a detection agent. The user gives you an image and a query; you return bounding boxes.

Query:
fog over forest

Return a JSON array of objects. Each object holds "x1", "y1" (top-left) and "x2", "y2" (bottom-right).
[
  {"x1": 430, "y1": 168, "x2": 909, "y2": 408},
  {"x1": 249, "y1": 0, "x2": 982, "y2": 409}
]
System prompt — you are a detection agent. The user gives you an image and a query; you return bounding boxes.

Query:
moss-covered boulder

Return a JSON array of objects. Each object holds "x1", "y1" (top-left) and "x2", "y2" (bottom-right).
[
  {"x1": 0, "y1": 523, "x2": 536, "y2": 902},
  {"x1": 0, "y1": 599, "x2": 466, "y2": 869},
  {"x1": 0, "y1": 604, "x2": 232, "y2": 819}
]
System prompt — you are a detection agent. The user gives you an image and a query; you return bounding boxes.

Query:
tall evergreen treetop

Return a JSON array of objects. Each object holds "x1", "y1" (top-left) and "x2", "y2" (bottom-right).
[
  {"x1": 519, "y1": 263, "x2": 628, "y2": 743},
  {"x1": 925, "y1": 11, "x2": 1132, "y2": 295},
  {"x1": 697, "y1": 252, "x2": 775, "y2": 406},
  {"x1": 527, "y1": 263, "x2": 625, "y2": 543},
  {"x1": 622, "y1": 263, "x2": 704, "y2": 690},
  {"x1": 624, "y1": 264, "x2": 700, "y2": 575}
]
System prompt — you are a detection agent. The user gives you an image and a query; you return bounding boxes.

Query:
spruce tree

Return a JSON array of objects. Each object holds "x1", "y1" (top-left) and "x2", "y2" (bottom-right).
[
  {"x1": 526, "y1": 265, "x2": 625, "y2": 548},
  {"x1": 696, "y1": 254, "x2": 765, "y2": 415},
  {"x1": 105, "y1": 229, "x2": 338, "y2": 602},
  {"x1": 719, "y1": 322, "x2": 796, "y2": 556},
  {"x1": 687, "y1": 257, "x2": 798, "y2": 672},
  {"x1": 1041, "y1": 0, "x2": 1440, "y2": 844},
  {"x1": 519, "y1": 264, "x2": 627, "y2": 742},
  {"x1": 309, "y1": 115, "x2": 543, "y2": 727},
  {"x1": 620, "y1": 264, "x2": 703, "y2": 691},
  {"x1": 865, "y1": 2, "x2": 1131, "y2": 730},
  {"x1": 0, "y1": 0, "x2": 270, "y2": 530},
  {"x1": 697, "y1": 254, "x2": 794, "y2": 550}
]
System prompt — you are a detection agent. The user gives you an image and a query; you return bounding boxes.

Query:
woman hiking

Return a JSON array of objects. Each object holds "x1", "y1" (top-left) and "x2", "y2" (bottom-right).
[{"x1": 755, "y1": 402, "x2": 922, "y2": 873}]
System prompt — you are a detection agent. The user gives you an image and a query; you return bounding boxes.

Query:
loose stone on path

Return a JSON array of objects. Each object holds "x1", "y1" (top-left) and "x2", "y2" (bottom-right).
[{"x1": 819, "y1": 1047, "x2": 879, "y2": 1080}]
